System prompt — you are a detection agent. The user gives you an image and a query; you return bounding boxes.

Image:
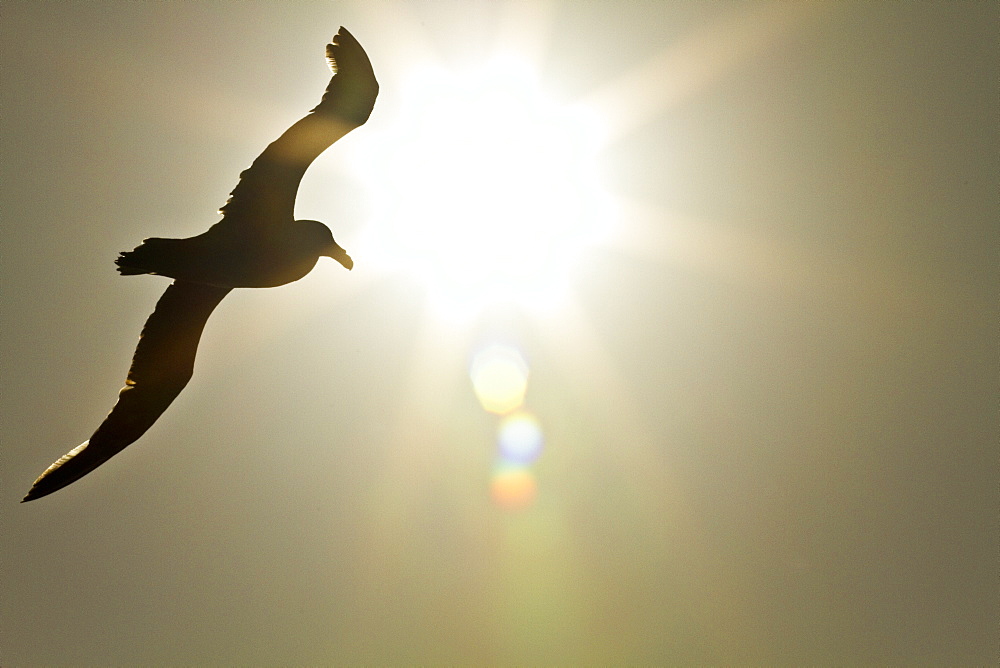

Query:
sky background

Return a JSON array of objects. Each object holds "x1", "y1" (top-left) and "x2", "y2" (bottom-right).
[{"x1": 2, "y1": 1, "x2": 997, "y2": 664}]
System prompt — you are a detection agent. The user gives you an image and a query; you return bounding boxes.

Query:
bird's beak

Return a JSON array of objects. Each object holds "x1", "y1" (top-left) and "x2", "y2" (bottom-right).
[{"x1": 326, "y1": 244, "x2": 353, "y2": 270}]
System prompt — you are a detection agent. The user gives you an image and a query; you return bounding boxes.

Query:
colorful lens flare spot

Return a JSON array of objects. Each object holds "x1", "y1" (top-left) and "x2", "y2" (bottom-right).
[
  {"x1": 470, "y1": 345, "x2": 529, "y2": 414},
  {"x1": 497, "y1": 411, "x2": 544, "y2": 464},
  {"x1": 490, "y1": 464, "x2": 537, "y2": 510}
]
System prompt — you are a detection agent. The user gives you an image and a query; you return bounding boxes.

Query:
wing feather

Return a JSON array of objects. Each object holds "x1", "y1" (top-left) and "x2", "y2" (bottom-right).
[
  {"x1": 23, "y1": 281, "x2": 231, "y2": 501},
  {"x1": 218, "y1": 27, "x2": 378, "y2": 225}
]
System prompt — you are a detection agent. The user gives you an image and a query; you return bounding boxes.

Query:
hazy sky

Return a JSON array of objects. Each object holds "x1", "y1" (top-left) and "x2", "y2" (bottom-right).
[{"x1": 2, "y1": 1, "x2": 997, "y2": 664}]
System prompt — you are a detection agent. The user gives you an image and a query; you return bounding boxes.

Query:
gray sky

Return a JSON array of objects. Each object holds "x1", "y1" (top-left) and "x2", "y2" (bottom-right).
[{"x1": 2, "y1": 1, "x2": 997, "y2": 664}]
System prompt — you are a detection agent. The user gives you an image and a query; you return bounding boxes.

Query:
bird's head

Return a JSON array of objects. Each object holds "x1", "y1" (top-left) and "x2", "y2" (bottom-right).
[{"x1": 298, "y1": 219, "x2": 353, "y2": 270}]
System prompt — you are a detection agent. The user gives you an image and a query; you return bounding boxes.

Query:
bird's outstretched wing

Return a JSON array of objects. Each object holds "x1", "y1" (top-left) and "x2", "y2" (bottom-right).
[
  {"x1": 23, "y1": 281, "x2": 231, "y2": 502},
  {"x1": 218, "y1": 27, "x2": 379, "y2": 225}
]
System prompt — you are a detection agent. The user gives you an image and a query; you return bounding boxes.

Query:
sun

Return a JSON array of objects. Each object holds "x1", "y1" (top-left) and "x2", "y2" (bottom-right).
[{"x1": 355, "y1": 55, "x2": 615, "y2": 320}]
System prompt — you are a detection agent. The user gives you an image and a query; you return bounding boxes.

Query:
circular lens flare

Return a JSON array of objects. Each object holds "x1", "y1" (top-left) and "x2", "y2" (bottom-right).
[
  {"x1": 470, "y1": 344, "x2": 529, "y2": 414},
  {"x1": 491, "y1": 464, "x2": 537, "y2": 510},
  {"x1": 497, "y1": 411, "x2": 544, "y2": 464}
]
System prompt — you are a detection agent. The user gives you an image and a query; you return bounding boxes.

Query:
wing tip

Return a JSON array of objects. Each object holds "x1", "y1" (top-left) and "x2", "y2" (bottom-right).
[
  {"x1": 326, "y1": 26, "x2": 362, "y2": 73},
  {"x1": 21, "y1": 440, "x2": 92, "y2": 502},
  {"x1": 22, "y1": 480, "x2": 54, "y2": 502}
]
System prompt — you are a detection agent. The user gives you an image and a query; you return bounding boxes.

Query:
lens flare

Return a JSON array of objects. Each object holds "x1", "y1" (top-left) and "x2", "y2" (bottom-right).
[
  {"x1": 490, "y1": 463, "x2": 537, "y2": 510},
  {"x1": 470, "y1": 344, "x2": 529, "y2": 414},
  {"x1": 497, "y1": 411, "x2": 544, "y2": 464}
]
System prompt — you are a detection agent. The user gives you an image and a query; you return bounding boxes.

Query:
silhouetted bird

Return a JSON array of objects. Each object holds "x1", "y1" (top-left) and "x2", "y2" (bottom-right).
[{"x1": 23, "y1": 27, "x2": 378, "y2": 502}]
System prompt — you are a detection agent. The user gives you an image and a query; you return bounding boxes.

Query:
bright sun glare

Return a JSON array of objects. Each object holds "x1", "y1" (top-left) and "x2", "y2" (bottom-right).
[
  {"x1": 298, "y1": 6, "x2": 808, "y2": 511},
  {"x1": 360, "y1": 56, "x2": 614, "y2": 319}
]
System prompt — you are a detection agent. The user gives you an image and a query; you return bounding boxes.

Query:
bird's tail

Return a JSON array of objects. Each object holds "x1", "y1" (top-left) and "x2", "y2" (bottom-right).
[{"x1": 115, "y1": 238, "x2": 174, "y2": 276}]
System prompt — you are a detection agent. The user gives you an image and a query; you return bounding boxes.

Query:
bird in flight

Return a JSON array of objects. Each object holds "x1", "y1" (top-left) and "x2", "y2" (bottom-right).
[{"x1": 23, "y1": 27, "x2": 378, "y2": 502}]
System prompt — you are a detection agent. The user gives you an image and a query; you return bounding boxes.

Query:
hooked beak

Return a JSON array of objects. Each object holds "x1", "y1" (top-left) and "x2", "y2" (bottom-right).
[{"x1": 326, "y1": 243, "x2": 354, "y2": 270}]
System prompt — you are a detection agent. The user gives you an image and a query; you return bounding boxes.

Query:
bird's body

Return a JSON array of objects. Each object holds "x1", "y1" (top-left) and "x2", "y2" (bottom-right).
[
  {"x1": 23, "y1": 27, "x2": 378, "y2": 502},
  {"x1": 116, "y1": 219, "x2": 350, "y2": 288}
]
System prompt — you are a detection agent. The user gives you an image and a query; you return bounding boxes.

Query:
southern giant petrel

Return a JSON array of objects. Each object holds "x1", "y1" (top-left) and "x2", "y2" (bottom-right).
[{"x1": 23, "y1": 27, "x2": 378, "y2": 502}]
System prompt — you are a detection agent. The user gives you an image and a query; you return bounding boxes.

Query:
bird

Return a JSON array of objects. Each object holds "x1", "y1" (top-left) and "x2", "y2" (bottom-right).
[{"x1": 23, "y1": 27, "x2": 378, "y2": 502}]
